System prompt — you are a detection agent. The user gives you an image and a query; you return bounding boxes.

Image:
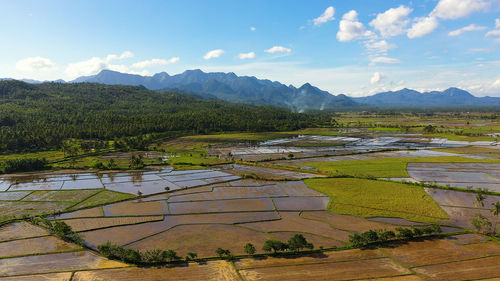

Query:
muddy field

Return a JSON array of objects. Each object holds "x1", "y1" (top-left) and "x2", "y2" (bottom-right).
[
  {"x1": 408, "y1": 162, "x2": 500, "y2": 191},
  {"x1": 1, "y1": 131, "x2": 500, "y2": 279}
]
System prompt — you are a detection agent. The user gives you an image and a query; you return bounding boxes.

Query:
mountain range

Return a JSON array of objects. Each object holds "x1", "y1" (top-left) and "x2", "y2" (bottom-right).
[{"x1": 2, "y1": 70, "x2": 499, "y2": 110}]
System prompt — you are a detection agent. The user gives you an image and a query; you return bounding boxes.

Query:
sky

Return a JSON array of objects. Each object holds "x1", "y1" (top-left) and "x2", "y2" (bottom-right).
[{"x1": 1, "y1": 0, "x2": 500, "y2": 97}]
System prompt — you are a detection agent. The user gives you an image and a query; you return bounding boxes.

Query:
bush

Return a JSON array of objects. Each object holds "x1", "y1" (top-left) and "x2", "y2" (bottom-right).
[
  {"x1": 244, "y1": 243, "x2": 256, "y2": 255},
  {"x1": 1, "y1": 158, "x2": 48, "y2": 174},
  {"x1": 396, "y1": 227, "x2": 414, "y2": 239},
  {"x1": 361, "y1": 230, "x2": 379, "y2": 242},
  {"x1": 287, "y1": 234, "x2": 313, "y2": 252},
  {"x1": 262, "y1": 240, "x2": 288, "y2": 253},
  {"x1": 52, "y1": 221, "x2": 83, "y2": 245},
  {"x1": 378, "y1": 230, "x2": 396, "y2": 242},
  {"x1": 98, "y1": 242, "x2": 179, "y2": 265}
]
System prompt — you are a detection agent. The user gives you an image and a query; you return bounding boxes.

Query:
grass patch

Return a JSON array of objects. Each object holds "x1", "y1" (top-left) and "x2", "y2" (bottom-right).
[
  {"x1": 368, "y1": 127, "x2": 402, "y2": 132},
  {"x1": 304, "y1": 178, "x2": 449, "y2": 223},
  {"x1": 68, "y1": 190, "x2": 134, "y2": 210},
  {"x1": 303, "y1": 156, "x2": 500, "y2": 178}
]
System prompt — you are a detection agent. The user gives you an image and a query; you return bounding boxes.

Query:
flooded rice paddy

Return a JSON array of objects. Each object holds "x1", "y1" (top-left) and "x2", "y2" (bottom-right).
[{"x1": 1, "y1": 134, "x2": 500, "y2": 279}]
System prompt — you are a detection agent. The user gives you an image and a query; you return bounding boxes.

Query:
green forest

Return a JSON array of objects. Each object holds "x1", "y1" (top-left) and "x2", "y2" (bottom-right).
[{"x1": 0, "y1": 80, "x2": 327, "y2": 153}]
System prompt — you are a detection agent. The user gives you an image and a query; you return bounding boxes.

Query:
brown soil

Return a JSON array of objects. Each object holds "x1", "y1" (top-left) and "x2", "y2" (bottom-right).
[
  {"x1": 169, "y1": 198, "x2": 275, "y2": 214},
  {"x1": 301, "y1": 211, "x2": 400, "y2": 233},
  {"x1": 465, "y1": 242, "x2": 500, "y2": 255},
  {"x1": 241, "y1": 212, "x2": 351, "y2": 242},
  {"x1": 445, "y1": 233, "x2": 487, "y2": 244},
  {"x1": 56, "y1": 207, "x2": 104, "y2": 219},
  {"x1": 0, "y1": 272, "x2": 73, "y2": 281},
  {"x1": 238, "y1": 258, "x2": 411, "y2": 281},
  {"x1": 103, "y1": 200, "x2": 168, "y2": 216},
  {"x1": 382, "y1": 239, "x2": 482, "y2": 267},
  {"x1": 62, "y1": 216, "x2": 164, "y2": 232},
  {"x1": 272, "y1": 197, "x2": 329, "y2": 211},
  {"x1": 413, "y1": 256, "x2": 500, "y2": 281},
  {"x1": 268, "y1": 232, "x2": 344, "y2": 248},
  {"x1": 235, "y1": 248, "x2": 383, "y2": 269},
  {"x1": 0, "y1": 251, "x2": 127, "y2": 276},
  {"x1": 0, "y1": 236, "x2": 81, "y2": 258},
  {"x1": 127, "y1": 224, "x2": 271, "y2": 257},
  {"x1": 0, "y1": 222, "x2": 49, "y2": 242},
  {"x1": 71, "y1": 261, "x2": 239, "y2": 281}
]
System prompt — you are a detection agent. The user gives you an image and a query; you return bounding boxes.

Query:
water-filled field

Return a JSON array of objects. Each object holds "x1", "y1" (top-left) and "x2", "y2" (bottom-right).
[{"x1": 1, "y1": 128, "x2": 500, "y2": 280}]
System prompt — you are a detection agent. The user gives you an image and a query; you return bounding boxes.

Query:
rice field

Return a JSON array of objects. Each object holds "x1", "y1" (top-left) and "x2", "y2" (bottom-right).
[
  {"x1": 304, "y1": 178, "x2": 450, "y2": 223},
  {"x1": 1, "y1": 121, "x2": 500, "y2": 279}
]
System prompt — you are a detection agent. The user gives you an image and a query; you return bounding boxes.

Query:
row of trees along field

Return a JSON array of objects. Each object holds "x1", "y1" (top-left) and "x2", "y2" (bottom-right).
[{"x1": 0, "y1": 80, "x2": 329, "y2": 153}]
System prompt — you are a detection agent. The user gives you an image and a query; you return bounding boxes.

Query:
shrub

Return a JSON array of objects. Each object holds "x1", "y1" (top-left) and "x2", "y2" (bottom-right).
[
  {"x1": 262, "y1": 240, "x2": 288, "y2": 253},
  {"x1": 244, "y1": 243, "x2": 256, "y2": 255},
  {"x1": 287, "y1": 234, "x2": 313, "y2": 252},
  {"x1": 396, "y1": 227, "x2": 414, "y2": 239},
  {"x1": 378, "y1": 230, "x2": 396, "y2": 242},
  {"x1": 0, "y1": 158, "x2": 48, "y2": 174}
]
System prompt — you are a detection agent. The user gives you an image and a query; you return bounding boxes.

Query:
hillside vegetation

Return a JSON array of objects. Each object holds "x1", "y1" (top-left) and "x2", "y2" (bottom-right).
[{"x1": 0, "y1": 80, "x2": 326, "y2": 153}]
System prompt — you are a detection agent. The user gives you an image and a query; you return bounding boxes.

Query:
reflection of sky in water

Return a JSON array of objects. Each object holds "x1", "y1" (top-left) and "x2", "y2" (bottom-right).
[{"x1": 0, "y1": 168, "x2": 239, "y2": 195}]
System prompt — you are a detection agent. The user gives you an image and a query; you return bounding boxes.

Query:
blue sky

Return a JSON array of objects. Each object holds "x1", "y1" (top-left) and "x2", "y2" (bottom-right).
[{"x1": 2, "y1": 0, "x2": 500, "y2": 96}]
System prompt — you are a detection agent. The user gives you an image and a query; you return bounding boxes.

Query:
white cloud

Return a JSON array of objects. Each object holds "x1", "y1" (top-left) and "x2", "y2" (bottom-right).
[
  {"x1": 370, "y1": 72, "x2": 385, "y2": 85},
  {"x1": 313, "y1": 6, "x2": 335, "y2": 26},
  {"x1": 370, "y1": 56, "x2": 402, "y2": 65},
  {"x1": 16, "y1": 56, "x2": 57, "y2": 72},
  {"x1": 486, "y1": 29, "x2": 500, "y2": 37},
  {"x1": 448, "y1": 24, "x2": 486, "y2": 36},
  {"x1": 491, "y1": 78, "x2": 500, "y2": 89},
  {"x1": 407, "y1": 16, "x2": 439, "y2": 38},
  {"x1": 131, "y1": 57, "x2": 179, "y2": 69},
  {"x1": 64, "y1": 51, "x2": 134, "y2": 79},
  {"x1": 265, "y1": 46, "x2": 292, "y2": 53},
  {"x1": 250, "y1": 26, "x2": 256, "y2": 31},
  {"x1": 364, "y1": 40, "x2": 396, "y2": 55},
  {"x1": 431, "y1": 0, "x2": 491, "y2": 19},
  {"x1": 337, "y1": 10, "x2": 367, "y2": 42},
  {"x1": 105, "y1": 51, "x2": 134, "y2": 61},
  {"x1": 369, "y1": 5, "x2": 412, "y2": 37},
  {"x1": 203, "y1": 49, "x2": 225, "y2": 60},
  {"x1": 496, "y1": 18, "x2": 500, "y2": 28},
  {"x1": 238, "y1": 52, "x2": 256, "y2": 59}
]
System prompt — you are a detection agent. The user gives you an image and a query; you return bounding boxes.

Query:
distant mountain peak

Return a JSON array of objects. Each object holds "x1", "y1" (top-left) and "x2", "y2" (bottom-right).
[{"x1": 355, "y1": 87, "x2": 495, "y2": 107}]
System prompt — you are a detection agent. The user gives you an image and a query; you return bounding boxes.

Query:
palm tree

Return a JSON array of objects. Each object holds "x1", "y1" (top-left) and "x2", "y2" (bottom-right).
[
  {"x1": 475, "y1": 188, "x2": 488, "y2": 207},
  {"x1": 491, "y1": 202, "x2": 500, "y2": 234}
]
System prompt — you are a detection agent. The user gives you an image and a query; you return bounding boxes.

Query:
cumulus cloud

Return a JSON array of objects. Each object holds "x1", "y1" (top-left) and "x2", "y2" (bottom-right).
[
  {"x1": 431, "y1": 0, "x2": 491, "y2": 19},
  {"x1": 265, "y1": 46, "x2": 292, "y2": 53},
  {"x1": 238, "y1": 52, "x2": 256, "y2": 59},
  {"x1": 203, "y1": 49, "x2": 225, "y2": 60},
  {"x1": 407, "y1": 16, "x2": 439, "y2": 38},
  {"x1": 492, "y1": 78, "x2": 500, "y2": 89},
  {"x1": 365, "y1": 40, "x2": 396, "y2": 55},
  {"x1": 369, "y1": 5, "x2": 412, "y2": 37},
  {"x1": 486, "y1": 29, "x2": 500, "y2": 37},
  {"x1": 448, "y1": 24, "x2": 487, "y2": 36},
  {"x1": 370, "y1": 56, "x2": 401, "y2": 65},
  {"x1": 64, "y1": 51, "x2": 134, "y2": 79},
  {"x1": 486, "y1": 18, "x2": 500, "y2": 38},
  {"x1": 250, "y1": 26, "x2": 256, "y2": 31},
  {"x1": 337, "y1": 10, "x2": 368, "y2": 42},
  {"x1": 370, "y1": 72, "x2": 385, "y2": 85},
  {"x1": 16, "y1": 56, "x2": 57, "y2": 72},
  {"x1": 131, "y1": 57, "x2": 179, "y2": 69},
  {"x1": 313, "y1": 6, "x2": 335, "y2": 26}
]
